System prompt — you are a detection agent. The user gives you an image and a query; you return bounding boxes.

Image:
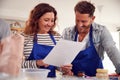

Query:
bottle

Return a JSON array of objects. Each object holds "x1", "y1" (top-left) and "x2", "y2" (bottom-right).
[
  {"x1": 77, "y1": 71, "x2": 86, "y2": 80},
  {"x1": 77, "y1": 71, "x2": 85, "y2": 78},
  {"x1": 96, "y1": 69, "x2": 109, "y2": 80}
]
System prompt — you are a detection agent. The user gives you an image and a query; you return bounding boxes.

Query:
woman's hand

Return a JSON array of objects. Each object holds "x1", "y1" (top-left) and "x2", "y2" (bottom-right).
[
  {"x1": 36, "y1": 60, "x2": 49, "y2": 67},
  {"x1": 60, "y1": 64, "x2": 73, "y2": 76}
]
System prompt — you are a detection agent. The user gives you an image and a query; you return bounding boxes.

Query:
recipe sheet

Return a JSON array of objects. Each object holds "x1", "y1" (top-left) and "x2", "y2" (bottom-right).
[{"x1": 43, "y1": 39, "x2": 86, "y2": 67}]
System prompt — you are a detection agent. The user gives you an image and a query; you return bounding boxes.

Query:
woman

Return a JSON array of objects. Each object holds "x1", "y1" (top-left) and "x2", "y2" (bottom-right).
[{"x1": 22, "y1": 3, "x2": 72, "y2": 77}]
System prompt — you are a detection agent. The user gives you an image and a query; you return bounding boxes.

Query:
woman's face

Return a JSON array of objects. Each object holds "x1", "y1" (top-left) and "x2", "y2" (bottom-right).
[{"x1": 38, "y1": 12, "x2": 55, "y2": 34}]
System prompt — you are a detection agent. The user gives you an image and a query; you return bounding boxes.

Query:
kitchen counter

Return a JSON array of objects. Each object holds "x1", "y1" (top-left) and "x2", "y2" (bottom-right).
[
  {"x1": 0, "y1": 72, "x2": 96, "y2": 80},
  {"x1": 1, "y1": 70, "x2": 119, "y2": 80}
]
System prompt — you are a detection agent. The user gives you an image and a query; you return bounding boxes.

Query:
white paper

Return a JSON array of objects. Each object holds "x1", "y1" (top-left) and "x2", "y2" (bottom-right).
[{"x1": 43, "y1": 39, "x2": 86, "y2": 67}]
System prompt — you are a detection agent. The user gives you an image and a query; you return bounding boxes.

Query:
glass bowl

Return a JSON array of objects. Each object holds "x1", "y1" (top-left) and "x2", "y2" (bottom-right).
[{"x1": 20, "y1": 68, "x2": 50, "y2": 80}]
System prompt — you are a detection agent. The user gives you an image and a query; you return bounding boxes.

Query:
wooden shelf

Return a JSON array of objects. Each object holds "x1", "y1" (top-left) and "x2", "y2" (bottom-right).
[{"x1": 11, "y1": 27, "x2": 24, "y2": 32}]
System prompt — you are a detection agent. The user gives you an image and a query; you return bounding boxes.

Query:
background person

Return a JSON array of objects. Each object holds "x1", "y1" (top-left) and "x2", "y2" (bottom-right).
[{"x1": 0, "y1": 19, "x2": 11, "y2": 40}]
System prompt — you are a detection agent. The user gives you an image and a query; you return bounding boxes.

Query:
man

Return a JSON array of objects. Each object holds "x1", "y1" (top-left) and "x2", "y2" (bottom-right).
[
  {"x1": 0, "y1": 19, "x2": 11, "y2": 40},
  {"x1": 62, "y1": 1, "x2": 120, "y2": 76}
]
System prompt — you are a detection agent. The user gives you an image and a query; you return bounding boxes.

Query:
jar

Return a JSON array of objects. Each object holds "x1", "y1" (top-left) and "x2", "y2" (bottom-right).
[
  {"x1": 77, "y1": 71, "x2": 85, "y2": 77},
  {"x1": 96, "y1": 69, "x2": 109, "y2": 80}
]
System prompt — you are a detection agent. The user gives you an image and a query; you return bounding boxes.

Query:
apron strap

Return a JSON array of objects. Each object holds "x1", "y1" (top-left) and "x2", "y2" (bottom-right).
[
  {"x1": 49, "y1": 34, "x2": 56, "y2": 45},
  {"x1": 89, "y1": 25, "x2": 93, "y2": 46},
  {"x1": 74, "y1": 25, "x2": 93, "y2": 45},
  {"x1": 74, "y1": 30, "x2": 78, "y2": 41},
  {"x1": 33, "y1": 34, "x2": 37, "y2": 43}
]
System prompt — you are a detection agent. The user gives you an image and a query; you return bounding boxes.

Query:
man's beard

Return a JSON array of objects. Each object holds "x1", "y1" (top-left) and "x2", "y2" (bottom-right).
[{"x1": 76, "y1": 25, "x2": 91, "y2": 34}]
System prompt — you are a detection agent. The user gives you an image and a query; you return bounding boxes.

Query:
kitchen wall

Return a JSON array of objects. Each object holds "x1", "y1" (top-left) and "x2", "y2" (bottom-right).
[
  {"x1": 0, "y1": 0, "x2": 120, "y2": 73},
  {"x1": 0, "y1": 0, "x2": 120, "y2": 32}
]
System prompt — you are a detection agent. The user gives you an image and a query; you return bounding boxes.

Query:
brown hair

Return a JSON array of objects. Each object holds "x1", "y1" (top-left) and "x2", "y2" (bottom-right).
[
  {"x1": 24, "y1": 3, "x2": 58, "y2": 35},
  {"x1": 74, "y1": 1, "x2": 95, "y2": 17}
]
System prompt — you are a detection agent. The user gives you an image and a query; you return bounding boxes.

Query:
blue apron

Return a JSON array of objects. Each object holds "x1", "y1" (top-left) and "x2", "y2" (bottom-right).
[
  {"x1": 28, "y1": 34, "x2": 56, "y2": 77},
  {"x1": 72, "y1": 26, "x2": 103, "y2": 76}
]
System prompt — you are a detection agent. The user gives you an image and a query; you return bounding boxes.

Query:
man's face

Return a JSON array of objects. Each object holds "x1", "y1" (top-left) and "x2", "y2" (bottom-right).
[{"x1": 75, "y1": 11, "x2": 95, "y2": 33}]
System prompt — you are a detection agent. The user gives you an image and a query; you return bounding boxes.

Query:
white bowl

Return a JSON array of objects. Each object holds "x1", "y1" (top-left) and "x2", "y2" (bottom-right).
[{"x1": 20, "y1": 68, "x2": 50, "y2": 80}]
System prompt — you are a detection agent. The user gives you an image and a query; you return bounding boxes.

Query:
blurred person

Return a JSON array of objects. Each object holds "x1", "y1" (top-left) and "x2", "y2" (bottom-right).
[
  {"x1": 0, "y1": 19, "x2": 11, "y2": 40},
  {"x1": 0, "y1": 19, "x2": 24, "y2": 76}
]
